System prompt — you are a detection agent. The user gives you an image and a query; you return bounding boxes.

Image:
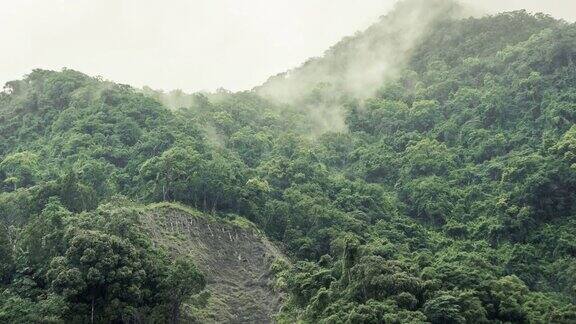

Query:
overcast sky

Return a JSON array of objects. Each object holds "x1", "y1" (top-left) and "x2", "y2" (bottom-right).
[{"x1": 1, "y1": 0, "x2": 575, "y2": 92}]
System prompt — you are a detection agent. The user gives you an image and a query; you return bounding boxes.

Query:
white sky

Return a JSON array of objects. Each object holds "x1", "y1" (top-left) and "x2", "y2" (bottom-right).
[{"x1": 1, "y1": 0, "x2": 575, "y2": 92}]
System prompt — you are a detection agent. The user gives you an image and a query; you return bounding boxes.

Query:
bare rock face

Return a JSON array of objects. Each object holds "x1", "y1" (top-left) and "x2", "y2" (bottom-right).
[{"x1": 141, "y1": 204, "x2": 286, "y2": 323}]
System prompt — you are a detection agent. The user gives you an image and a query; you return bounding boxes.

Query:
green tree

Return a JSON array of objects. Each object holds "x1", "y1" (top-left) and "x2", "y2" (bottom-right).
[
  {"x1": 401, "y1": 138, "x2": 455, "y2": 179},
  {"x1": 0, "y1": 152, "x2": 39, "y2": 190},
  {"x1": 161, "y1": 257, "x2": 206, "y2": 324},
  {"x1": 58, "y1": 171, "x2": 98, "y2": 212},
  {"x1": 47, "y1": 230, "x2": 146, "y2": 323},
  {"x1": 139, "y1": 146, "x2": 202, "y2": 202},
  {"x1": 0, "y1": 225, "x2": 13, "y2": 283},
  {"x1": 423, "y1": 293, "x2": 465, "y2": 324}
]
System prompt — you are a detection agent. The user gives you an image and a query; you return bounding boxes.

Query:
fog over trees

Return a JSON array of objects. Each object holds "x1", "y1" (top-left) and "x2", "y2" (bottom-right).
[{"x1": 1, "y1": 0, "x2": 576, "y2": 323}]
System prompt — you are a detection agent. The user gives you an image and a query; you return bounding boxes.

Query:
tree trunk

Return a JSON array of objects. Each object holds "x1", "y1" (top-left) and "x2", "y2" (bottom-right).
[
  {"x1": 169, "y1": 300, "x2": 180, "y2": 324},
  {"x1": 91, "y1": 297, "x2": 95, "y2": 324},
  {"x1": 212, "y1": 195, "x2": 219, "y2": 213}
]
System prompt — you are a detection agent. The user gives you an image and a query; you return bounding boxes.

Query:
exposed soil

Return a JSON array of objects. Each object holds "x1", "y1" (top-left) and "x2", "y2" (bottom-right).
[{"x1": 140, "y1": 204, "x2": 286, "y2": 323}]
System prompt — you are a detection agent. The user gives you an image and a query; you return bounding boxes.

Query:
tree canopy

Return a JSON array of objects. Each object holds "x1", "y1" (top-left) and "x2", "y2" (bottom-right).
[{"x1": 1, "y1": 4, "x2": 576, "y2": 323}]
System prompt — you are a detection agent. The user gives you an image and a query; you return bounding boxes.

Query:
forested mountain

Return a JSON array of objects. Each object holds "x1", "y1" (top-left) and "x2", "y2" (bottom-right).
[{"x1": 2, "y1": 0, "x2": 576, "y2": 323}]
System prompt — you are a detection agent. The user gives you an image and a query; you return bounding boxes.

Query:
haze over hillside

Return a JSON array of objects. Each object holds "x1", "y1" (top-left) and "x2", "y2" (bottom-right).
[
  {"x1": 1, "y1": 0, "x2": 575, "y2": 93},
  {"x1": 1, "y1": 0, "x2": 576, "y2": 323}
]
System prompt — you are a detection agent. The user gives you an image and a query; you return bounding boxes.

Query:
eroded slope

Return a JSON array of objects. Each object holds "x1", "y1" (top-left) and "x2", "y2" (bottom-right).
[{"x1": 140, "y1": 203, "x2": 286, "y2": 323}]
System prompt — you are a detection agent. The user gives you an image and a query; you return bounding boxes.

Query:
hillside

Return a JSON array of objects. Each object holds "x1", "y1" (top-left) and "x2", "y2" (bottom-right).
[
  {"x1": 140, "y1": 204, "x2": 286, "y2": 323},
  {"x1": 1, "y1": 0, "x2": 576, "y2": 323}
]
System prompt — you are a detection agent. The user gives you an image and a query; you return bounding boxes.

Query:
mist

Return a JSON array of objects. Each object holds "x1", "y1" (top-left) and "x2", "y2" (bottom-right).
[
  {"x1": 257, "y1": 0, "x2": 470, "y2": 101},
  {"x1": 254, "y1": 0, "x2": 472, "y2": 134},
  {"x1": 1, "y1": 0, "x2": 575, "y2": 94}
]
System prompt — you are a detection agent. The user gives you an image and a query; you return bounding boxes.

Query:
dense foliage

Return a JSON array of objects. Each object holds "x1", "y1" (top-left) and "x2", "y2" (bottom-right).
[{"x1": 1, "y1": 3, "x2": 576, "y2": 323}]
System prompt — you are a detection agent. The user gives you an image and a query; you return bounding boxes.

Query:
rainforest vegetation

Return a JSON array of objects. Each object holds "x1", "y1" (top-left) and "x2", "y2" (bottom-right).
[{"x1": 1, "y1": 1, "x2": 576, "y2": 323}]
